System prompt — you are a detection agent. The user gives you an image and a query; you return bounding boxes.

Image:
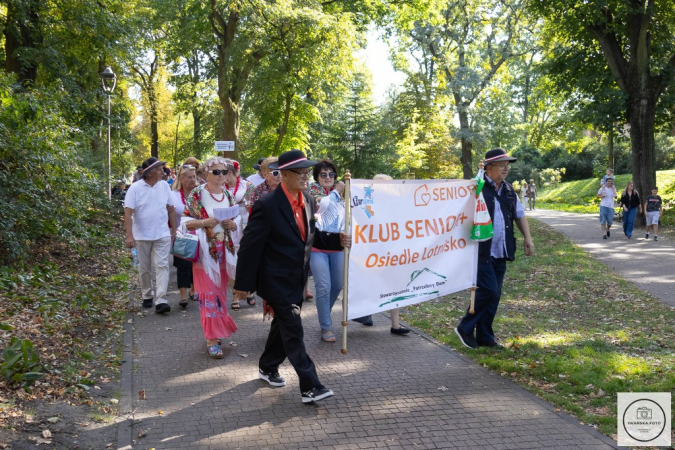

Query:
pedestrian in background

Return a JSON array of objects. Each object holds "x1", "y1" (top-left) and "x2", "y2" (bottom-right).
[
  {"x1": 597, "y1": 176, "x2": 617, "y2": 239},
  {"x1": 526, "y1": 179, "x2": 537, "y2": 210},
  {"x1": 620, "y1": 181, "x2": 641, "y2": 239},
  {"x1": 644, "y1": 187, "x2": 663, "y2": 241}
]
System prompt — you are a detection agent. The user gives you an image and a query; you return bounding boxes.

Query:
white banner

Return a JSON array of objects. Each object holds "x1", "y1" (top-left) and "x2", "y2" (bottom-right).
[{"x1": 347, "y1": 179, "x2": 478, "y2": 319}]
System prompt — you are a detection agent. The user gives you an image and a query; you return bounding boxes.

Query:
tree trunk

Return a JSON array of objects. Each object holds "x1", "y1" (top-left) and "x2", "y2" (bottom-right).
[
  {"x1": 455, "y1": 97, "x2": 473, "y2": 179},
  {"x1": 273, "y1": 91, "x2": 293, "y2": 156},
  {"x1": 148, "y1": 83, "x2": 159, "y2": 158},
  {"x1": 628, "y1": 95, "x2": 657, "y2": 226},
  {"x1": 4, "y1": 0, "x2": 42, "y2": 87},
  {"x1": 220, "y1": 95, "x2": 240, "y2": 160},
  {"x1": 607, "y1": 124, "x2": 614, "y2": 170},
  {"x1": 192, "y1": 110, "x2": 202, "y2": 159}
]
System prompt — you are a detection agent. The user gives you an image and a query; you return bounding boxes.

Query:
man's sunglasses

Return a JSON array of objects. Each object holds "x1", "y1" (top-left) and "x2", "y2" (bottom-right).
[
  {"x1": 210, "y1": 169, "x2": 229, "y2": 176},
  {"x1": 320, "y1": 172, "x2": 337, "y2": 179}
]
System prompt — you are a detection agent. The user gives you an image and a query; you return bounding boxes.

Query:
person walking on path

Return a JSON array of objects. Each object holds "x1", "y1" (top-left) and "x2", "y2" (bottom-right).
[
  {"x1": 233, "y1": 149, "x2": 351, "y2": 403},
  {"x1": 307, "y1": 159, "x2": 345, "y2": 343},
  {"x1": 520, "y1": 180, "x2": 527, "y2": 206},
  {"x1": 183, "y1": 157, "x2": 239, "y2": 359},
  {"x1": 455, "y1": 148, "x2": 535, "y2": 349},
  {"x1": 620, "y1": 181, "x2": 641, "y2": 239},
  {"x1": 124, "y1": 157, "x2": 177, "y2": 314},
  {"x1": 526, "y1": 179, "x2": 537, "y2": 210},
  {"x1": 171, "y1": 164, "x2": 199, "y2": 307},
  {"x1": 644, "y1": 187, "x2": 663, "y2": 241},
  {"x1": 597, "y1": 177, "x2": 617, "y2": 239}
]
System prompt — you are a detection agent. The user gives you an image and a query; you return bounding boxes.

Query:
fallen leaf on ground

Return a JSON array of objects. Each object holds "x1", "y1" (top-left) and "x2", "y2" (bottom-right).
[
  {"x1": 138, "y1": 389, "x2": 146, "y2": 400},
  {"x1": 42, "y1": 430, "x2": 51, "y2": 438},
  {"x1": 138, "y1": 429, "x2": 147, "y2": 438}
]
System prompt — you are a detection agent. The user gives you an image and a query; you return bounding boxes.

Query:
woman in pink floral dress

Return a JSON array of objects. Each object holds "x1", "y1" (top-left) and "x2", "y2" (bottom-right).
[{"x1": 184, "y1": 157, "x2": 239, "y2": 359}]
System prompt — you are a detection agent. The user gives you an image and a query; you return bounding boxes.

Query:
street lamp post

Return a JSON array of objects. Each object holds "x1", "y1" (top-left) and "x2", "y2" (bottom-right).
[{"x1": 100, "y1": 66, "x2": 117, "y2": 201}]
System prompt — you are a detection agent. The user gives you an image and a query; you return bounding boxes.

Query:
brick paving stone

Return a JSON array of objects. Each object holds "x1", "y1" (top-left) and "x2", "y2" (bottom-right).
[{"x1": 121, "y1": 267, "x2": 620, "y2": 449}]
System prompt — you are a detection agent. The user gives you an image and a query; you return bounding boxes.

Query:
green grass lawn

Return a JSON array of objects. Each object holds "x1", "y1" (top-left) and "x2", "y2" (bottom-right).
[
  {"x1": 537, "y1": 170, "x2": 675, "y2": 226},
  {"x1": 400, "y1": 220, "x2": 675, "y2": 440}
]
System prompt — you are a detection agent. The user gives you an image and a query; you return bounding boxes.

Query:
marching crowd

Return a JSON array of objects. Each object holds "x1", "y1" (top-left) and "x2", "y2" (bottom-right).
[
  {"x1": 123, "y1": 150, "x2": 414, "y2": 403},
  {"x1": 122, "y1": 147, "x2": 662, "y2": 404}
]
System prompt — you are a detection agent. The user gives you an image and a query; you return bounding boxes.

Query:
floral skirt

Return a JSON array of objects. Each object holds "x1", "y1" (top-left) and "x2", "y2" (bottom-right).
[{"x1": 193, "y1": 261, "x2": 238, "y2": 340}]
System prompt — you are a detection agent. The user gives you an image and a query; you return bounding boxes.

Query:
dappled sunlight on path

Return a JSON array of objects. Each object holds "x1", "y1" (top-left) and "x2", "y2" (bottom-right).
[{"x1": 529, "y1": 209, "x2": 675, "y2": 307}]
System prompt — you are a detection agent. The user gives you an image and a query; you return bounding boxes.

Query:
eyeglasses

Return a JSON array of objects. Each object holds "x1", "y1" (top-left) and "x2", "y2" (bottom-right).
[
  {"x1": 210, "y1": 169, "x2": 229, "y2": 176},
  {"x1": 491, "y1": 163, "x2": 510, "y2": 170},
  {"x1": 319, "y1": 172, "x2": 337, "y2": 179},
  {"x1": 288, "y1": 169, "x2": 310, "y2": 178},
  {"x1": 267, "y1": 170, "x2": 281, "y2": 177}
]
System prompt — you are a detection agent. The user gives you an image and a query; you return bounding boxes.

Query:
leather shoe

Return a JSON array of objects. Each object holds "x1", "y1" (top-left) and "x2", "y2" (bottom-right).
[
  {"x1": 352, "y1": 315, "x2": 373, "y2": 326},
  {"x1": 155, "y1": 303, "x2": 171, "y2": 314},
  {"x1": 142, "y1": 298, "x2": 153, "y2": 308},
  {"x1": 391, "y1": 326, "x2": 410, "y2": 335}
]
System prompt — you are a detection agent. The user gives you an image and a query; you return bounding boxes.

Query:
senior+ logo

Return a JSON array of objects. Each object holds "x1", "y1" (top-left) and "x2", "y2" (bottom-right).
[{"x1": 351, "y1": 184, "x2": 376, "y2": 218}]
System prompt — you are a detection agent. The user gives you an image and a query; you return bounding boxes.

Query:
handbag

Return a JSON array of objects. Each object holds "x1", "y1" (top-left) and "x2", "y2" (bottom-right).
[{"x1": 171, "y1": 223, "x2": 199, "y2": 262}]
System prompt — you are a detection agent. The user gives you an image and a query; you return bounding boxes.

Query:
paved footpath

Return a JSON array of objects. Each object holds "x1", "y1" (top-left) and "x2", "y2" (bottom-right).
[
  {"x1": 528, "y1": 209, "x2": 675, "y2": 308},
  {"x1": 116, "y1": 264, "x2": 618, "y2": 449}
]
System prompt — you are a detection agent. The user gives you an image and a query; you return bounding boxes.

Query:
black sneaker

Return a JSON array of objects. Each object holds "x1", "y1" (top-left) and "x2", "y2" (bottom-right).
[
  {"x1": 155, "y1": 303, "x2": 170, "y2": 314},
  {"x1": 258, "y1": 369, "x2": 286, "y2": 387},
  {"x1": 607, "y1": 230, "x2": 610, "y2": 237},
  {"x1": 454, "y1": 327, "x2": 478, "y2": 349},
  {"x1": 654, "y1": 236, "x2": 658, "y2": 241},
  {"x1": 301, "y1": 386, "x2": 334, "y2": 403},
  {"x1": 603, "y1": 235, "x2": 607, "y2": 239},
  {"x1": 646, "y1": 233, "x2": 649, "y2": 239},
  {"x1": 142, "y1": 298, "x2": 153, "y2": 308}
]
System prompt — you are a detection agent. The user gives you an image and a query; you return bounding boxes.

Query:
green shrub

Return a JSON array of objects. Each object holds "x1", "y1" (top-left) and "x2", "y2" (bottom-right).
[{"x1": 0, "y1": 73, "x2": 106, "y2": 263}]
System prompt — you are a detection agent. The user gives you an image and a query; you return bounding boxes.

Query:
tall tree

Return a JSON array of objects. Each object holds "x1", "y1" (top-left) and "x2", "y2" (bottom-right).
[
  {"x1": 400, "y1": 0, "x2": 528, "y2": 178},
  {"x1": 531, "y1": 0, "x2": 675, "y2": 204},
  {"x1": 209, "y1": 0, "x2": 266, "y2": 160}
]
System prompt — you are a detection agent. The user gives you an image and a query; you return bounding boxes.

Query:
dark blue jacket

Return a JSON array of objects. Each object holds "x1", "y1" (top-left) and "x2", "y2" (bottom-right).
[{"x1": 479, "y1": 175, "x2": 518, "y2": 263}]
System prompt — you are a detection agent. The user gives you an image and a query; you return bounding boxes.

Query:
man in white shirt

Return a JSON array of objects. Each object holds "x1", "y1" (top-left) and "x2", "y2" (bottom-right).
[
  {"x1": 597, "y1": 176, "x2": 618, "y2": 239},
  {"x1": 246, "y1": 158, "x2": 266, "y2": 187},
  {"x1": 124, "y1": 157, "x2": 177, "y2": 313}
]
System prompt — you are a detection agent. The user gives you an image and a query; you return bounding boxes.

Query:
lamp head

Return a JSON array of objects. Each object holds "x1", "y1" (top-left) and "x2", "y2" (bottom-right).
[{"x1": 100, "y1": 66, "x2": 117, "y2": 93}]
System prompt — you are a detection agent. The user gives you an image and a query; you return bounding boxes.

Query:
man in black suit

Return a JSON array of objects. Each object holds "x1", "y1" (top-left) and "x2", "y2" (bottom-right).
[{"x1": 233, "y1": 149, "x2": 350, "y2": 404}]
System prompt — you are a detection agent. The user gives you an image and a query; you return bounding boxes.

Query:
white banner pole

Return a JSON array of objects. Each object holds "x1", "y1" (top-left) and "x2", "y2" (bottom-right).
[{"x1": 341, "y1": 170, "x2": 351, "y2": 355}]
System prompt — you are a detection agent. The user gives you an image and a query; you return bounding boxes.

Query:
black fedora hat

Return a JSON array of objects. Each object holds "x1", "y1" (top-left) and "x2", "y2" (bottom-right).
[
  {"x1": 141, "y1": 156, "x2": 166, "y2": 174},
  {"x1": 268, "y1": 149, "x2": 317, "y2": 170},
  {"x1": 252, "y1": 157, "x2": 265, "y2": 171},
  {"x1": 484, "y1": 148, "x2": 517, "y2": 165}
]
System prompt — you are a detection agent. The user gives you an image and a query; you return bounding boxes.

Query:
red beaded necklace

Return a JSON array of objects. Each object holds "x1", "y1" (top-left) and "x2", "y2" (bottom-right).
[
  {"x1": 180, "y1": 189, "x2": 187, "y2": 206},
  {"x1": 228, "y1": 176, "x2": 241, "y2": 200},
  {"x1": 205, "y1": 185, "x2": 226, "y2": 203}
]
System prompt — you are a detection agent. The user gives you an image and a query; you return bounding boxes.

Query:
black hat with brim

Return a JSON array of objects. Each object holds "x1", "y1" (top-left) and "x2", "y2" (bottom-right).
[
  {"x1": 484, "y1": 148, "x2": 517, "y2": 165},
  {"x1": 141, "y1": 157, "x2": 167, "y2": 174},
  {"x1": 252, "y1": 157, "x2": 265, "y2": 171},
  {"x1": 268, "y1": 149, "x2": 317, "y2": 170}
]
